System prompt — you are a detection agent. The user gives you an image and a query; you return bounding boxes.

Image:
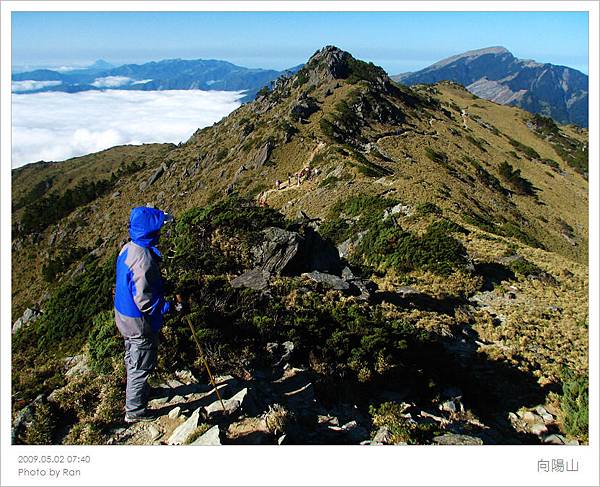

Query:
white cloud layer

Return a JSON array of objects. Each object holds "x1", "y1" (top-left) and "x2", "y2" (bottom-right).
[
  {"x1": 91, "y1": 76, "x2": 133, "y2": 88},
  {"x1": 12, "y1": 90, "x2": 244, "y2": 167},
  {"x1": 12, "y1": 80, "x2": 62, "y2": 92}
]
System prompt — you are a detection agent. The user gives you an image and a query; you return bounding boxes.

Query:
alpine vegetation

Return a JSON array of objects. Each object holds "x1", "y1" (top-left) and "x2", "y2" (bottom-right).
[{"x1": 12, "y1": 47, "x2": 588, "y2": 446}]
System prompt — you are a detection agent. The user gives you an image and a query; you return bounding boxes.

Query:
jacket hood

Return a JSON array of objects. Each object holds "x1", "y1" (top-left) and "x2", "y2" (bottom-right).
[{"x1": 129, "y1": 207, "x2": 166, "y2": 248}]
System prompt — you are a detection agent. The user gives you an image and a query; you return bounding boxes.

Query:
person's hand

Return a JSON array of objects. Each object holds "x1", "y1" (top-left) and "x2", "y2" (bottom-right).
[
  {"x1": 161, "y1": 300, "x2": 171, "y2": 315},
  {"x1": 175, "y1": 302, "x2": 183, "y2": 312}
]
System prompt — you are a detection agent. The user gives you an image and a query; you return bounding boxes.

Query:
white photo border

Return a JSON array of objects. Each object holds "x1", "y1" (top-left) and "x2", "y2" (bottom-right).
[{"x1": 1, "y1": 2, "x2": 598, "y2": 486}]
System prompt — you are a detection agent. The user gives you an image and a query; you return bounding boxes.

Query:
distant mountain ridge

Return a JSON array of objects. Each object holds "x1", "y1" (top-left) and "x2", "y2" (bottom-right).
[
  {"x1": 12, "y1": 58, "x2": 301, "y2": 102},
  {"x1": 393, "y1": 47, "x2": 588, "y2": 127}
]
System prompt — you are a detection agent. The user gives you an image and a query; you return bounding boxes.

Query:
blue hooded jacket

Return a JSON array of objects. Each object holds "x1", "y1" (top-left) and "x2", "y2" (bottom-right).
[{"x1": 114, "y1": 207, "x2": 171, "y2": 337}]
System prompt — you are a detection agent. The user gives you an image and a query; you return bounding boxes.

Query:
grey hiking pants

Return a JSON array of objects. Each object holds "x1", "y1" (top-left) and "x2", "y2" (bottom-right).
[{"x1": 124, "y1": 333, "x2": 159, "y2": 417}]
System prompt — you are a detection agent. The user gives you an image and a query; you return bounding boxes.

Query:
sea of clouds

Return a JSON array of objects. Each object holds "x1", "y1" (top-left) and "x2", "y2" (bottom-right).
[{"x1": 12, "y1": 89, "x2": 244, "y2": 168}]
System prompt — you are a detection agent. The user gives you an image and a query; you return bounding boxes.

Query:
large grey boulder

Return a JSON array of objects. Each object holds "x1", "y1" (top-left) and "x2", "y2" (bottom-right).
[
  {"x1": 204, "y1": 388, "x2": 249, "y2": 419},
  {"x1": 140, "y1": 163, "x2": 167, "y2": 191},
  {"x1": 189, "y1": 425, "x2": 221, "y2": 446},
  {"x1": 302, "y1": 271, "x2": 350, "y2": 291},
  {"x1": 252, "y1": 227, "x2": 301, "y2": 274},
  {"x1": 252, "y1": 141, "x2": 274, "y2": 167},
  {"x1": 231, "y1": 268, "x2": 271, "y2": 291},
  {"x1": 168, "y1": 408, "x2": 201, "y2": 445}
]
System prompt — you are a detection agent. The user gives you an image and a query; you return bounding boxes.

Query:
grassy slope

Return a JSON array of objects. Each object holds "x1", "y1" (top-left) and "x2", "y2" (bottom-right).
[{"x1": 11, "y1": 61, "x2": 588, "y2": 398}]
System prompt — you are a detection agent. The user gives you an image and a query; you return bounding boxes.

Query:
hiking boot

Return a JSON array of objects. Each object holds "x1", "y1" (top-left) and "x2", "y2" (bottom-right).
[{"x1": 124, "y1": 411, "x2": 156, "y2": 424}]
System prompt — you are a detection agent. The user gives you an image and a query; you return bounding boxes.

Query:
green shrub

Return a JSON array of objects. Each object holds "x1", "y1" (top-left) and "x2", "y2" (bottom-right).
[
  {"x1": 166, "y1": 196, "x2": 287, "y2": 277},
  {"x1": 560, "y1": 370, "x2": 588, "y2": 441},
  {"x1": 215, "y1": 148, "x2": 228, "y2": 161},
  {"x1": 369, "y1": 402, "x2": 439, "y2": 444},
  {"x1": 17, "y1": 178, "x2": 114, "y2": 236},
  {"x1": 346, "y1": 58, "x2": 387, "y2": 84},
  {"x1": 415, "y1": 202, "x2": 442, "y2": 216},
  {"x1": 508, "y1": 257, "x2": 542, "y2": 277},
  {"x1": 465, "y1": 134, "x2": 488, "y2": 153},
  {"x1": 506, "y1": 136, "x2": 540, "y2": 160},
  {"x1": 293, "y1": 68, "x2": 309, "y2": 87},
  {"x1": 13, "y1": 177, "x2": 54, "y2": 212},
  {"x1": 498, "y1": 161, "x2": 535, "y2": 196},
  {"x1": 15, "y1": 254, "x2": 116, "y2": 357},
  {"x1": 88, "y1": 310, "x2": 122, "y2": 374},
  {"x1": 24, "y1": 402, "x2": 55, "y2": 445},
  {"x1": 42, "y1": 246, "x2": 90, "y2": 282},
  {"x1": 256, "y1": 85, "x2": 270, "y2": 98},
  {"x1": 427, "y1": 219, "x2": 468, "y2": 235},
  {"x1": 424, "y1": 147, "x2": 448, "y2": 165},
  {"x1": 357, "y1": 220, "x2": 466, "y2": 276},
  {"x1": 468, "y1": 159, "x2": 506, "y2": 194},
  {"x1": 319, "y1": 218, "x2": 352, "y2": 244}
]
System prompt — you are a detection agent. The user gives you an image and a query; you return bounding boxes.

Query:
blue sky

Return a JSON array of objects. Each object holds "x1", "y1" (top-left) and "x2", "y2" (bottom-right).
[{"x1": 12, "y1": 11, "x2": 589, "y2": 74}]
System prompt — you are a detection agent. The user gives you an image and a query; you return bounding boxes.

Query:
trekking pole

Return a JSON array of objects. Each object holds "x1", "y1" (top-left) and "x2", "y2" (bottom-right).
[{"x1": 185, "y1": 316, "x2": 226, "y2": 410}]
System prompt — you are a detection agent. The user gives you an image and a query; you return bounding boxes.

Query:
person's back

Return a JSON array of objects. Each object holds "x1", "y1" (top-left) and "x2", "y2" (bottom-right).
[
  {"x1": 115, "y1": 240, "x2": 165, "y2": 337},
  {"x1": 114, "y1": 206, "x2": 172, "y2": 423}
]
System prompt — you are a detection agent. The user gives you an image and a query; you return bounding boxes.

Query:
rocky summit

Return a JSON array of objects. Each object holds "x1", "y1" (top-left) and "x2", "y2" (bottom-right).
[
  {"x1": 394, "y1": 46, "x2": 588, "y2": 127},
  {"x1": 11, "y1": 46, "x2": 588, "y2": 446}
]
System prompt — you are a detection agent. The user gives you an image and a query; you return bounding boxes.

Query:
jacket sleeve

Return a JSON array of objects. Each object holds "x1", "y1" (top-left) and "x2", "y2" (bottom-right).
[{"x1": 130, "y1": 253, "x2": 164, "y2": 316}]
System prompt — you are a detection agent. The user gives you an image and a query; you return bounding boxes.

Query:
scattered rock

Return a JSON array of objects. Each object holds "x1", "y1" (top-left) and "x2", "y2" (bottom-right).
[
  {"x1": 168, "y1": 395, "x2": 184, "y2": 405},
  {"x1": 530, "y1": 423, "x2": 548, "y2": 436},
  {"x1": 189, "y1": 425, "x2": 221, "y2": 446},
  {"x1": 542, "y1": 434, "x2": 565, "y2": 445},
  {"x1": 227, "y1": 418, "x2": 270, "y2": 444},
  {"x1": 290, "y1": 96, "x2": 319, "y2": 122},
  {"x1": 302, "y1": 271, "x2": 350, "y2": 291},
  {"x1": 204, "y1": 388, "x2": 248, "y2": 419},
  {"x1": 168, "y1": 407, "x2": 181, "y2": 419},
  {"x1": 168, "y1": 408, "x2": 201, "y2": 445},
  {"x1": 439, "y1": 399, "x2": 463, "y2": 414},
  {"x1": 522, "y1": 411, "x2": 542, "y2": 424},
  {"x1": 175, "y1": 369, "x2": 197, "y2": 384},
  {"x1": 396, "y1": 286, "x2": 420, "y2": 297},
  {"x1": 65, "y1": 354, "x2": 90, "y2": 378},
  {"x1": 336, "y1": 231, "x2": 367, "y2": 259},
  {"x1": 373, "y1": 426, "x2": 393, "y2": 444},
  {"x1": 341, "y1": 266, "x2": 355, "y2": 280},
  {"x1": 12, "y1": 307, "x2": 42, "y2": 334},
  {"x1": 505, "y1": 292, "x2": 517, "y2": 300},
  {"x1": 140, "y1": 163, "x2": 167, "y2": 191},
  {"x1": 231, "y1": 268, "x2": 271, "y2": 291},
  {"x1": 383, "y1": 203, "x2": 413, "y2": 219},
  {"x1": 147, "y1": 425, "x2": 162, "y2": 442},
  {"x1": 350, "y1": 279, "x2": 375, "y2": 301},
  {"x1": 283, "y1": 382, "x2": 314, "y2": 407},
  {"x1": 534, "y1": 406, "x2": 554, "y2": 423},
  {"x1": 148, "y1": 397, "x2": 169, "y2": 409},
  {"x1": 433, "y1": 433, "x2": 483, "y2": 445}
]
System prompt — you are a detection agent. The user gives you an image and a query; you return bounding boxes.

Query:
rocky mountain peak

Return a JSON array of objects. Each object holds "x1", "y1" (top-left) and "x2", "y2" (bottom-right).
[{"x1": 305, "y1": 45, "x2": 353, "y2": 80}]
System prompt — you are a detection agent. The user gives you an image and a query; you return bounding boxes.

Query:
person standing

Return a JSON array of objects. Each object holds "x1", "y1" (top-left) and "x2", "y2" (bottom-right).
[{"x1": 114, "y1": 206, "x2": 173, "y2": 423}]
